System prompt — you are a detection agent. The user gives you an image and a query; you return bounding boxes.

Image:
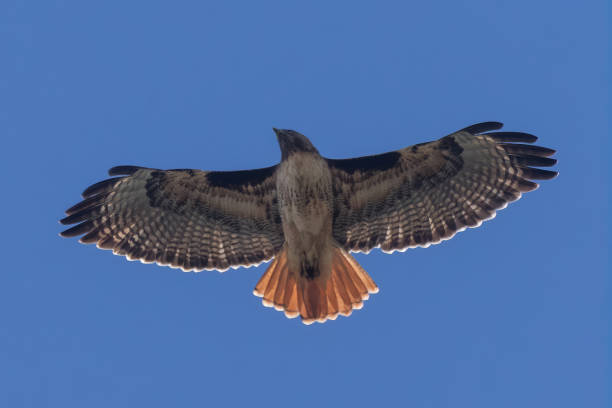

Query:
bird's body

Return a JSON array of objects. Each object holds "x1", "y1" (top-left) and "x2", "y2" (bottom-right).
[
  {"x1": 263, "y1": 133, "x2": 378, "y2": 322},
  {"x1": 60, "y1": 122, "x2": 557, "y2": 324},
  {"x1": 277, "y1": 150, "x2": 333, "y2": 282}
]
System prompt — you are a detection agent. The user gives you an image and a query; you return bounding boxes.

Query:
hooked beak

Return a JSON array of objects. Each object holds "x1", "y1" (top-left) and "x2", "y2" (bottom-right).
[{"x1": 273, "y1": 128, "x2": 284, "y2": 142}]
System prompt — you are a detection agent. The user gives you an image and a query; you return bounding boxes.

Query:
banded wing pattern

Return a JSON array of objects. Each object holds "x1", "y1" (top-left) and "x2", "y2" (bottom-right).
[
  {"x1": 60, "y1": 165, "x2": 285, "y2": 271},
  {"x1": 328, "y1": 122, "x2": 557, "y2": 253}
]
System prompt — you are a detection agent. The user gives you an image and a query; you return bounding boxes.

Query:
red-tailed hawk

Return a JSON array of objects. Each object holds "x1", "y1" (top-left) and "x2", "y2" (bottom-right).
[{"x1": 60, "y1": 122, "x2": 557, "y2": 324}]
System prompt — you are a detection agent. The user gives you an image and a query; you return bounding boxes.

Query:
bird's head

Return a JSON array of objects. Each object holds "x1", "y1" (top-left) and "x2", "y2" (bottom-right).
[{"x1": 273, "y1": 128, "x2": 319, "y2": 160}]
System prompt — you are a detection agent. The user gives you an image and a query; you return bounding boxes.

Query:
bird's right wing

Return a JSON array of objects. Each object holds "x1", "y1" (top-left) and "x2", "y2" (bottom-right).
[
  {"x1": 327, "y1": 122, "x2": 557, "y2": 254},
  {"x1": 60, "y1": 165, "x2": 285, "y2": 271}
]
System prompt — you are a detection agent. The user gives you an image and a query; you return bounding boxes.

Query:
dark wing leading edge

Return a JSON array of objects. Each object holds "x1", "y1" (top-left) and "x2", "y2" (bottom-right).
[
  {"x1": 60, "y1": 165, "x2": 284, "y2": 271},
  {"x1": 328, "y1": 122, "x2": 557, "y2": 253}
]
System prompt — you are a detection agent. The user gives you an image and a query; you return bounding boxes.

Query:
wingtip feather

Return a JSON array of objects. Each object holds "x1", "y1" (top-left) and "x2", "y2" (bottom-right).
[
  {"x1": 81, "y1": 178, "x2": 123, "y2": 198},
  {"x1": 484, "y1": 131, "x2": 538, "y2": 143},
  {"x1": 461, "y1": 122, "x2": 504, "y2": 134},
  {"x1": 108, "y1": 165, "x2": 146, "y2": 176}
]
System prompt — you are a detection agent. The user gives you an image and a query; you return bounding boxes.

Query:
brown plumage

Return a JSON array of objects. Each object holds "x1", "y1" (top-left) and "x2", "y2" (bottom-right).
[{"x1": 60, "y1": 122, "x2": 557, "y2": 324}]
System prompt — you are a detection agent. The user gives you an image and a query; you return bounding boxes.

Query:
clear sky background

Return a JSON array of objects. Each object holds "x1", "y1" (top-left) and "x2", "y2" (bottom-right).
[{"x1": 1, "y1": 1, "x2": 608, "y2": 407}]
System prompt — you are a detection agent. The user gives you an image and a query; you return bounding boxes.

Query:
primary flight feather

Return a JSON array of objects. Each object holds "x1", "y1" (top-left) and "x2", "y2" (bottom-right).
[{"x1": 60, "y1": 122, "x2": 557, "y2": 324}]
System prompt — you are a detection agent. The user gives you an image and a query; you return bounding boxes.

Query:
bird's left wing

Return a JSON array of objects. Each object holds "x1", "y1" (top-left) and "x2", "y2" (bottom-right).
[
  {"x1": 60, "y1": 165, "x2": 284, "y2": 271},
  {"x1": 327, "y1": 122, "x2": 557, "y2": 253}
]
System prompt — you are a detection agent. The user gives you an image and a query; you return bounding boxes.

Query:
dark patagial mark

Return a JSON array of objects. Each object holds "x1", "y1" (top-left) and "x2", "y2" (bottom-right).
[
  {"x1": 327, "y1": 151, "x2": 401, "y2": 175},
  {"x1": 411, "y1": 141, "x2": 432, "y2": 153},
  {"x1": 437, "y1": 136, "x2": 464, "y2": 156},
  {"x1": 206, "y1": 166, "x2": 277, "y2": 190},
  {"x1": 168, "y1": 168, "x2": 196, "y2": 176}
]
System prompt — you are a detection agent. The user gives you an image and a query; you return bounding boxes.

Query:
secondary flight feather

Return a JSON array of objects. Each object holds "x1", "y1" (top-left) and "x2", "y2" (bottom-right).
[{"x1": 60, "y1": 122, "x2": 557, "y2": 324}]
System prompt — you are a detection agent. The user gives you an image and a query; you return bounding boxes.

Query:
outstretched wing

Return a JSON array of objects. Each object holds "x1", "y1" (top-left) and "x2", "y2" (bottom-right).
[
  {"x1": 328, "y1": 122, "x2": 557, "y2": 253},
  {"x1": 60, "y1": 165, "x2": 284, "y2": 271}
]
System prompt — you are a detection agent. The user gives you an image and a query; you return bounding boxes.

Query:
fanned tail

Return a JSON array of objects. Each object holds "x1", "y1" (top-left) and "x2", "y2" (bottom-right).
[
  {"x1": 253, "y1": 245, "x2": 300, "y2": 319},
  {"x1": 253, "y1": 245, "x2": 379, "y2": 324}
]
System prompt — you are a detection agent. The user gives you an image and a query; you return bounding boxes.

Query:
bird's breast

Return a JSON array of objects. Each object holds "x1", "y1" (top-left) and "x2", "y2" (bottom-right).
[
  {"x1": 277, "y1": 153, "x2": 333, "y2": 239},
  {"x1": 276, "y1": 153, "x2": 334, "y2": 280}
]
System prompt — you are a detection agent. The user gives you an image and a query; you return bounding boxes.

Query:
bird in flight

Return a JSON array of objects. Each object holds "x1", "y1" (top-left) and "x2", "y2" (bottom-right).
[{"x1": 60, "y1": 122, "x2": 557, "y2": 324}]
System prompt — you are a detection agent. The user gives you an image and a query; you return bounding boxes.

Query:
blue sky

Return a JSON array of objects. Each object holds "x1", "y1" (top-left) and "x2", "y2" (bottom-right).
[{"x1": 1, "y1": 1, "x2": 608, "y2": 407}]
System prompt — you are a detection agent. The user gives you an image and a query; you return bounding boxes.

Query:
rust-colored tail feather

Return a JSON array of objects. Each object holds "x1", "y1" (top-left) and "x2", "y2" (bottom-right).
[{"x1": 253, "y1": 245, "x2": 379, "y2": 324}]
